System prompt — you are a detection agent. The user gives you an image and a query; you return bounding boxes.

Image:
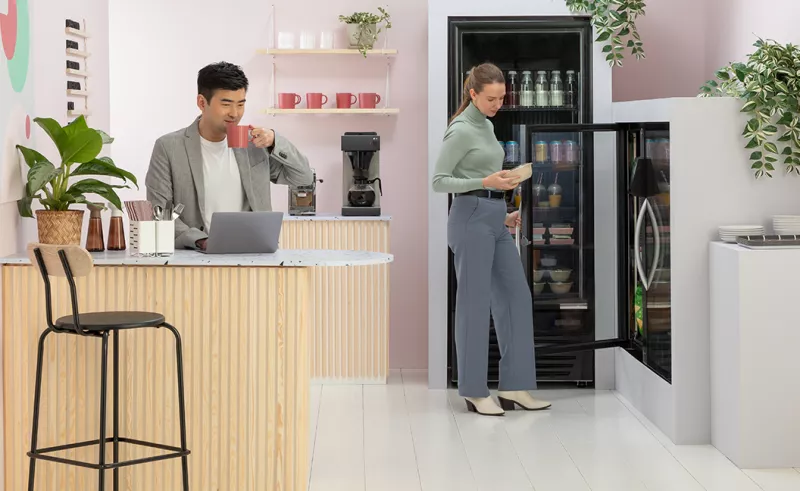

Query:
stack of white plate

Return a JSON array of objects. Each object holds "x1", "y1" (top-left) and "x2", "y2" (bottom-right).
[
  {"x1": 718, "y1": 225, "x2": 765, "y2": 243},
  {"x1": 773, "y1": 215, "x2": 800, "y2": 235}
]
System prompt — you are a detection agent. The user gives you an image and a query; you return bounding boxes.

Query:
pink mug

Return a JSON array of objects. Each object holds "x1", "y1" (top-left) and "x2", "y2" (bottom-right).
[
  {"x1": 358, "y1": 93, "x2": 381, "y2": 109},
  {"x1": 306, "y1": 93, "x2": 329, "y2": 109},
  {"x1": 278, "y1": 93, "x2": 301, "y2": 109},
  {"x1": 226, "y1": 123, "x2": 252, "y2": 148},
  {"x1": 336, "y1": 92, "x2": 358, "y2": 109}
]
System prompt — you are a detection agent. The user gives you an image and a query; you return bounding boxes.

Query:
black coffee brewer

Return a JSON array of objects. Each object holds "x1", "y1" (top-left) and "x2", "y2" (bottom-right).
[{"x1": 342, "y1": 132, "x2": 382, "y2": 216}]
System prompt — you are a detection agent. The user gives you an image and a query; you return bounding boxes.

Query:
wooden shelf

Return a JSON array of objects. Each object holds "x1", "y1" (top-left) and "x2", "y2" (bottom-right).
[
  {"x1": 66, "y1": 48, "x2": 91, "y2": 58},
  {"x1": 257, "y1": 48, "x2": 397, "y2": 56},
  {"x1": 263, "y1": 108, "x2": 399, "y2": 115},
  {"x1": 65, "y1": 27, "x2": 90, "y2": 38},
  {"x1": 66, "y1": 68, "x2": 90, "y2": 77},
  {"x1": 68, "y1": 109, "x2": 91, "y2": 117},
  {"x1": 67, "y1": 89, "x2": 89, "y2": 97}
]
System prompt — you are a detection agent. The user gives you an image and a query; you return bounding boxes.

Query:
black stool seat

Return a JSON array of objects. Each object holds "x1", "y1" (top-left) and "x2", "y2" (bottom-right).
[{"x1": 55, "y1": 311, "x2": 166, "y2": 331}]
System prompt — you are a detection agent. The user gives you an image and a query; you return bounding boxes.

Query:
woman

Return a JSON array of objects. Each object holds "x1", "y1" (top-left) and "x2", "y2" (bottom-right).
[{"x1": 433, "y1": 63, "x2": 550, "y2": 416}]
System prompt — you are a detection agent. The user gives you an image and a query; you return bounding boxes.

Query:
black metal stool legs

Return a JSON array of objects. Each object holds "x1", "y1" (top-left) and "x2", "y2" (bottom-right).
[
  {"x1": 163, "y1": 322, "x2": 190, "y2": 491},
  {"x1": 98, "y1": 331, "x2": 110, "y2": 490},
  {"x1": 113, "y1": 328, "x2": 120, "y2": 491},
  {"x1": 28, "y1": 328, "x2": 52, "y2": 491}
]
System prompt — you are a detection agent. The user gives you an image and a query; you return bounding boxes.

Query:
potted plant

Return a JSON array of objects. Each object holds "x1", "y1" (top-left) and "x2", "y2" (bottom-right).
[
  {"x1": 338, "y1": 7, "x2": 391, "y2": 57},
  {"x1": 16, "y1": 115, "x2": 137, "y2": 244},
  {"x1": 700, "y1": 38, "x2": 800, "y2": 178}
]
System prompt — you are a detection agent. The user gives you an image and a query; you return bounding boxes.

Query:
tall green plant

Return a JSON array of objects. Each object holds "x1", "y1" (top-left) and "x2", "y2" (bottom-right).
[
  {"x1": 700, "y1": 38, "x2": 800, "y2": 178},
  {"x1": 16, "y1": 116, "x2": 137, "y2": 217},
  {"x1": 565, "y1": 0, "x2": 646, "y2": 66}
]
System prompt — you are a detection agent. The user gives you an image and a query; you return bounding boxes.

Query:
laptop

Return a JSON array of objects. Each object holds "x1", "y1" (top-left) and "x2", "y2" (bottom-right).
[{"x1": 201, "y1": 211, "x2": 284, "y2": 254}]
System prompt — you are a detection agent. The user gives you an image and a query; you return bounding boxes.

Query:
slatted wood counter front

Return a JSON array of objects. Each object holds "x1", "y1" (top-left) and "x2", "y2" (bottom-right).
[{"x1": 0, "y1": 249, "x2": 392, "y2": 491}]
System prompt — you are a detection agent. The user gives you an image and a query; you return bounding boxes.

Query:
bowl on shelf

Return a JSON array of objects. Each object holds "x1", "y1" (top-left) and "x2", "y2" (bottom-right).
[
  {"x1": 533, "y1": 282, "x2": 545, "y2": 294},
  {"x1": 549, "y1": 269, "x2": 572, "y2": 282},
  {"x1": 548, "y1": 281, "x2": 573, "y2": 294},
  {"x1": 532, "y1": 270, "x2": 545, "y2": 282},
  {"x1": 540, "y1": 256, "x2": 557, "y2": 268}
]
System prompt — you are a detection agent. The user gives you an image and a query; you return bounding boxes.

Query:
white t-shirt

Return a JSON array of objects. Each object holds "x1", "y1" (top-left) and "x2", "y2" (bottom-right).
[{"x1": 199, "y1": 136, "x2": 248, "y2": 231}]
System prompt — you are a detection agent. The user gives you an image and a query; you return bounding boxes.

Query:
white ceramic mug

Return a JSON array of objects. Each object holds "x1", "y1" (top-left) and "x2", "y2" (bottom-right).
[
  {"x1": 277, "y1": 32, "x2": 295, "y2": 49},
  {"x1": 320, "y1": 31, "x2": 334, "y2": 49},
  {"x1": 300, "y1": 31, "x2": 315, "y2": 49}
]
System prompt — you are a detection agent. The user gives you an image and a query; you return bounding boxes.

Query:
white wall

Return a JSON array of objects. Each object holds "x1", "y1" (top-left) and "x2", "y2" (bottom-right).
[{"x1": 427, "y1": 0, "x2": 614, "y2": 389}]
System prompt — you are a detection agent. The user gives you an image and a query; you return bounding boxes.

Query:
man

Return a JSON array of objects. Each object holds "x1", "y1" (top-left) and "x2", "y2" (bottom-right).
[{"x1": 146, "y1": 61, "x2": 312, "y2": 250}]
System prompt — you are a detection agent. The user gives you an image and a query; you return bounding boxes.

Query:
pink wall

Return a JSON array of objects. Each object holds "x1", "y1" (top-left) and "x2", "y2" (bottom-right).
[
  {"x1": 611, "y1": 0, "x2": 709, "y2": 102},
  {"x1": 109, "y1": 0, "x2": 430, "y2": 369}
]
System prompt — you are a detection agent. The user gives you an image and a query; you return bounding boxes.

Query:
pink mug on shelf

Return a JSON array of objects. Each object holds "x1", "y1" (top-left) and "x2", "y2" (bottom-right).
[
  {"x1": 226, "y1": 123, "x2": 252, "y2": 148},
  {"x1": 278, "y1": 93, "x2": 302, "y2": 109},
  {"x1": 336, "y1": 92, "x2": 358, "y2": 109},
  {"x1": 306, "y1": 93, "x2": 329, "y2": 109},
  {"x1": 358, "y1": 93, "x2": 381, "y2": 109}
]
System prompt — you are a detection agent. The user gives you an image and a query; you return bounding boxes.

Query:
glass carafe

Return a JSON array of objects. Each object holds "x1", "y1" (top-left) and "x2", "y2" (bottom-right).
[
  {"x1": 348, "y1": 181, "x2": 377, "y2": 207},
  {"x1": 550, "y1": 70, "x2": 564, "y2": 107},
  {"x1": 506, "y1": 70, "x2": 519, "y2": 107},
  {"x1": 565, "y1": 70, "x2": 578, "y2": 108},
  {"x1": 520, "y1": 70, "x2": 534, "y2": 107},
  {"x1": 535, "y1": 71, "x2": 549, "y2": 107}
]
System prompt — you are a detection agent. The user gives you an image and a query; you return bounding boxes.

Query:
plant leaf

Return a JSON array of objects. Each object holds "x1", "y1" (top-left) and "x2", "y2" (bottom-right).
[
  {"x1": 59, "y1": 128, "x2": 103, "y2": 164},
  {"x1": 95, "y1": 129, "x2": 114, "y2": 144},
  {"x1": 746, "y1": 137, "x2": 760, "y2": 149},
  {"x1": 26, "y1": 161, "x2": 60, "y2": 195},
  {"x1": 752, "y1": 161, "x2": 764, "y2": 169},
  {"x1": 72, "y1": 157, "x2": 139, "y2": 188},
  {"x1": 33, "y1": 118, "x2": 66, "y2": 152},
  {"x1": 750, "y1": 151, "x2": 763, "y2": 160},
  {"x1": 17, "y1": 195, "x2": 39, "y2": 217},
  {"x1": 765, "y1": 141, "x2": 779, "y2": 154},
  {"x1": 66, "y1": 178, "x2": 126, "y2": 211},
  {"x1": 16, "y1": 145, "x2": 51, "y2": 168}
]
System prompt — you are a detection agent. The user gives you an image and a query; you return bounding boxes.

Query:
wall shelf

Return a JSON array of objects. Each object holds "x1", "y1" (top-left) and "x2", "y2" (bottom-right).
[
  {"x1": 258, "y1": 48, "x2": 397, "y2": 56},
  {"x1": 66, "y1": 48, "x2": 91, "y2": 58},
  {"x1": 68, "y1": 109, "x2": 91, "y2": 117},
  {"x1": 67, "y1": 89, "x2": 90, "y2": 97},
  {"x1": 65, "y1": 27, "x2": 90, "y2": 38},
  {"x1": 66, "y1": 68, "x2": 90, "y2": 77},
  {"x1": 263, "y1": 108, "x2": 399, "y2": 115}
]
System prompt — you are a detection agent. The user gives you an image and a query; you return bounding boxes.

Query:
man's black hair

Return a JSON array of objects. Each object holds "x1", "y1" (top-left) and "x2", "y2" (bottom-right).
[{"x1": 197, "y1": 62, "x2": 249, "y2": 102}]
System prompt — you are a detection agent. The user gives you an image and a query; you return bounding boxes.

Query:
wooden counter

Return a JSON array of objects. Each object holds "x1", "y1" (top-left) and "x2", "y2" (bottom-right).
[
  {"x1": 282, "y1": 215, "x2": 391, "y2": 384},
  {"x1": 0, "y1": 249, "x2": 392, "y2": 491}
]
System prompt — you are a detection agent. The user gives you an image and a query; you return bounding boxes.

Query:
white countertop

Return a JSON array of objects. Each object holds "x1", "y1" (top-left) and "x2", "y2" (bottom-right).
[
  {"x1": 0, "y1": 249, "x2": 393, "y2": 267},
  {"x1": 283, "y1": 213, "x2": 391, "y2": 221}
]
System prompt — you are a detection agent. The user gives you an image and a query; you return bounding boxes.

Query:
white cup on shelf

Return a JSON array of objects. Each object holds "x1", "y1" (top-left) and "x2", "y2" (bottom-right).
[
  {"x1": 320, "y1": 31, "x2": 334, "y2": 49},
  {"x1": 300, "y1": 31, "x2": 315, "y2": 49},
  {"x1": 277, "y1": 32, "x2": 295, "y2": 49}
]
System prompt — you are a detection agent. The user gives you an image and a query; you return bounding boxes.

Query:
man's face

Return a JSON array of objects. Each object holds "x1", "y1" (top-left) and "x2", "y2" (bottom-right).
[{"x1": 197, "y1": 88, "x2": 247, "y2": 133}]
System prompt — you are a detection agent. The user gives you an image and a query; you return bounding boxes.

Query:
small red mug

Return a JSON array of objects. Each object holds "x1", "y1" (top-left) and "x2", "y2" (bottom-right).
[
  {"x1": 306, "y1": 93, "x2": 329, "y2": 109},
  {"x1": 358, "y1": 93, "x2": 381, "y2": 109},
  {"x1": 226, "y1": 123, "x2": 252, "y2": 148},
  {"x1": 278, "y1": 93, "x2": 301, "y2": 109},
  {"x1": 336, "y1": 93, "x2": 358, "y2": 109}
]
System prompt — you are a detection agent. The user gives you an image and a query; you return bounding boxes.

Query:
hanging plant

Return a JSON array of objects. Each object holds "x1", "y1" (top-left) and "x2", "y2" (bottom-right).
[
  {"x1": 699, "y1": 38, "x2": 800, "y2": 178},
  {"x1": 565, "y1": 0, "x2": 646, "y2": 67}
]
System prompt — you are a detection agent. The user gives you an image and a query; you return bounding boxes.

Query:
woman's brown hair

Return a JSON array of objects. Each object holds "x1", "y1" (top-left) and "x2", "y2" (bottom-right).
[{"x1": 449, "y1": 63, "x2": 505, "y2": 124}]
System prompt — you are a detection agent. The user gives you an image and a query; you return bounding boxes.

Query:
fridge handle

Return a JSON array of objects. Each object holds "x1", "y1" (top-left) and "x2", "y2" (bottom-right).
[
  {"x1": 516, "y1": 198, "x2": 522, "y2": 255},
  {"x1": 645, "y1": 199, "x2": 661, "y2": 288},
  {"x1": 634, "y1": 199, "x2": 649, "y2": 290}
]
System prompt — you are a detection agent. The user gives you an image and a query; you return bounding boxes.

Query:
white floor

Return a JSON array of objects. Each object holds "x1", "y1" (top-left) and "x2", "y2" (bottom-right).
[{"x1": 308, "y1": 370, "x2": 800, "y2": 491}]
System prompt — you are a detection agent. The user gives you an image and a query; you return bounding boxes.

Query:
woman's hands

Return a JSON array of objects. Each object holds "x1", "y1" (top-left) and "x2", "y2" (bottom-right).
[
  {"x1": 505, "y1": 211, "x2": 521, "y2": 228},
  {"x1": 482, "y1": 170, "x2": 518, "y2": 190}
]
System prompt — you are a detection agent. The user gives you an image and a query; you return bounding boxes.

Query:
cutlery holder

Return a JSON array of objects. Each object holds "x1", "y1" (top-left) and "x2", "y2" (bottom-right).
[{"x1": 129, "y1": 220, "x2": 175, "y2": 256}]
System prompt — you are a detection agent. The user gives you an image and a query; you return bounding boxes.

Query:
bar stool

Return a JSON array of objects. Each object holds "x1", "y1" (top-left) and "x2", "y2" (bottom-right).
[{"x1": 25, "y1": 243, "x2": 190, "y2": 490}]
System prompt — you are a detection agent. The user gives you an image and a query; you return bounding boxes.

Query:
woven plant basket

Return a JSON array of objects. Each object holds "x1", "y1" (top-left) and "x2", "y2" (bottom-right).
[{"x1": 35, "y1": 210, "x2": 85, "y2": 245}]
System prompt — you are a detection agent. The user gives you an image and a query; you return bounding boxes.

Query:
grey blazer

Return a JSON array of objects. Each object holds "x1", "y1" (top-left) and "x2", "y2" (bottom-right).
[{"x1": 145, "y1": 118, "x2": 313, "y2": 249}]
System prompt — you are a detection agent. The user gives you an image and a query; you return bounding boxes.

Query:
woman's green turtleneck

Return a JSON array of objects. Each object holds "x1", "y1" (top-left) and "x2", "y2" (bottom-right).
[{"x1": 432, "y1": 102, "x2": 504, "y2": 194}]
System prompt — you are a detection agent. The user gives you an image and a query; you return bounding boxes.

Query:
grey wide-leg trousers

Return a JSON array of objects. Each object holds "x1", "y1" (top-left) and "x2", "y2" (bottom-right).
[{"x1": 448, "y1": 195, "x2": 538, "y2": 398}]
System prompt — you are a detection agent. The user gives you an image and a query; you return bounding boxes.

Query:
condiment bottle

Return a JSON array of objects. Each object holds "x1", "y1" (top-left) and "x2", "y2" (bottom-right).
[
  {"x1": 107, "y1": 204, "x2": 126, "y2": 251},
  {"x1": 86, "y1": 203, "x2": 105, "y2": 252}
]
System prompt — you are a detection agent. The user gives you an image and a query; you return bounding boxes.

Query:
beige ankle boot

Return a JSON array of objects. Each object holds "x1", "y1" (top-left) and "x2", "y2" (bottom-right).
[
  {"x1": 464, "y1": 396, "x2": 504, "y2": 416},
  {"x1": 496, "y1": 391, "x2": 551, "y2": 411}
]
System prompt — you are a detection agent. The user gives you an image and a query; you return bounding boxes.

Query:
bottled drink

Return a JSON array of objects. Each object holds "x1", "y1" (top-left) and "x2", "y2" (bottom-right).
[
  {"x1": 565, "y1": 70, "x2": 578, "y2": 108},
  {"x1": 550, "y1": 70, "x2": 564, "y2": 107},
  {"x1": 506, "y1": 71, "x2": 519, "y2": 107},
  {"x1": 535, "y1": 71, "x2": 549, "y2": 107},
  {"x1": 550, "y1": 141, "x2": 564, "y2": 165},
  {"x1": 534, "y1": 141, "x2": 548, "y2": 164},
  {"x1": 520, "y1": 70, "x2": 534, "y2": 107},
  {"x1": 505, "y1": 141, "x2": 520, "y2": 164}
]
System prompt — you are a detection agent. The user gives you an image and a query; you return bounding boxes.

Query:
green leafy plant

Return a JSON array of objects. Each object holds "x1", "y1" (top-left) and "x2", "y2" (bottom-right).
[
  {"x1": 699, "y1": 38, "x2": 800, "y2": 178},
  {"x1": 565, "y1": 0, "x2": 646, "y2": 67},
  {"x1": 338, "y1": 7, "x2": 391, "y2": 57},
  {"x1": 16, "y1": 115, "x2": 138, "y2": 217}
]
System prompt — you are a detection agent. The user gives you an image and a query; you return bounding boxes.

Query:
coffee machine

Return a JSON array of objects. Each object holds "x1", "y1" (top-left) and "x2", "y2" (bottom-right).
[
  {"x1": 342, "y1": 132, "x2": 382, "y2": 216},
  {"x1": 288, "y1": 168, "x2": 322, "y2": 216}
]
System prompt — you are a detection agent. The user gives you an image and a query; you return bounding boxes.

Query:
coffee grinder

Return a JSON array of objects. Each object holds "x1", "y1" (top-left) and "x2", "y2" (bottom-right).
[
  {"x1": 342, "y1": 132, "x2": 382, "y2": 216},
  {"x1": 288, "y1": 168, "x2": 322, "y2": 216}
]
